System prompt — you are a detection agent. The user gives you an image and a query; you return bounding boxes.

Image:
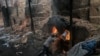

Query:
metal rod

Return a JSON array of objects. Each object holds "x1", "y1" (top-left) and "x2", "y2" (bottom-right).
[
  {"x1": 28, "y1": 0, "x2": 35, "y2": 33},
  {"x1": 87, "y1": 0, "x2": 90, "y2": 21},
  {"x1": 70, "y1": 0, "x2": 74, "y2": 47},
  {"x1": 5, "y1": 0, "x2": 13, "y2": 30}
]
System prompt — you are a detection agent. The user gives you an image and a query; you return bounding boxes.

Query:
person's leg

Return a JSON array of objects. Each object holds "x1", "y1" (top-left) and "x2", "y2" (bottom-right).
[{"x1": 1, "y1": 6, "x2": 10, "y2": 27}]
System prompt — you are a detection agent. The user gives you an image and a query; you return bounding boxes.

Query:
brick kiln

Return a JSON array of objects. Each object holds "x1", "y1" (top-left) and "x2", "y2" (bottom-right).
[{"x1": 38, "y1": 15, "x2": 96, "y2": 56}]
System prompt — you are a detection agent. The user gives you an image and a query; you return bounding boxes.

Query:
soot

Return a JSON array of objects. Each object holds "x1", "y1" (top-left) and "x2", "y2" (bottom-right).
[{"x1": 47, "y1": 16, "x2": 70, "y2": 34}]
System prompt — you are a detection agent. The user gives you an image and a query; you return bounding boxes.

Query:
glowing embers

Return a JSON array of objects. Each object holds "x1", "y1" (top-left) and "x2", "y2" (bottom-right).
[
  {"x1": 51, "y1": 26, "x2": 70, "y2": 41},
  {"x1": 66, "y1": 31, "x2": 70, "y2": 41},
  {"x1": 61, "y1": 30, "x2": 70, "y2": 41},
  {"x1": 51, "y1": 26, "x2": 58, "y2": 35}
]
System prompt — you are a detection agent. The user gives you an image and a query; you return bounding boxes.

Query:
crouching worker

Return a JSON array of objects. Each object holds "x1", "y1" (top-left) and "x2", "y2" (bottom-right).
[
  {"x1": 38, "y1": 34, "x2": 100, "y2": 56},
  {"x1": 38, "y1": 16, "x2": 100, "y2": 56}
]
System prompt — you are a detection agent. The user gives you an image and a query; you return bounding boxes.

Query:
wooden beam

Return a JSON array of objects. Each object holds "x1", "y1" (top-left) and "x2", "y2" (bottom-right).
[
  {"x1": 5, "y1": 0, "x2": 13, "y2": 30},
  {"x1": 87, "y1": 0, "x2": 91, "y2": 21},
  {"x1": 28, "y1": 0, "x2": 35, "y2": 33},
  {"x1": 70, "y1": 0, "x2": 74, "y2": 47}
]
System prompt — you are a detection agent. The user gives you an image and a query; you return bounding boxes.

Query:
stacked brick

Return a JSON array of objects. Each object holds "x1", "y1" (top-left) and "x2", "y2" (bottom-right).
[
  {"x1": 90, "y1": 0, "x2": 100, "y2": 24},
  {"x1": 31, "y1": 0, "x2": 52, "y2": 34},
  {"x1": 73, "y1": 0, "x2": 100, "y2": 24},
  {"x1": 73, "y1": 0, "x2": 90, "y2": 20}
]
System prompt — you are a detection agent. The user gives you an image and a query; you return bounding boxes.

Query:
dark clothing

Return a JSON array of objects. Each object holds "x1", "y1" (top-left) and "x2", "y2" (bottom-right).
[{"x1": 1, "y1": 6, "x2": 12, "y2": 27}]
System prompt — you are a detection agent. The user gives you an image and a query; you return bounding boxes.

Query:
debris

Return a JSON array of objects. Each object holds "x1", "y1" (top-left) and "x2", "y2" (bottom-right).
[{"x1": 21, "y1": 31, "x2": 33, "y2": 44}]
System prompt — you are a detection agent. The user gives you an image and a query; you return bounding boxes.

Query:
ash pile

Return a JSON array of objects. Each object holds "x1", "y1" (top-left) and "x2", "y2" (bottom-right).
[{"x1": 0, "y1": 26, "x2": 36, "y2": 56}]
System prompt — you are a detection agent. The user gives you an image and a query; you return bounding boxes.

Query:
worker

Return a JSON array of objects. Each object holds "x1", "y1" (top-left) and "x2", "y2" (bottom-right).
[{"x1": 0, "y1": 0, "x2": 17, "y2": 27}]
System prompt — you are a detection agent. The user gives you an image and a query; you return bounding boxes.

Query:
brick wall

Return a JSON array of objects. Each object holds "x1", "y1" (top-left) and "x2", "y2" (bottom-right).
[
  {"x1": 90, "y1": 0, "x2": 100, "y2": 24},
  {"x1": 30, "y1": 0, "x2": 52, "y2": 34},
  {"x1": 73, "y1": 0, "x2": 100, "y2": 24}
]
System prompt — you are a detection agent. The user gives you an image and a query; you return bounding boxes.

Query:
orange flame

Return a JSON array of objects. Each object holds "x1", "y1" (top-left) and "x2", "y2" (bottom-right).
[
  {"x1": 52, "y1": 26, "x2": 58, "y2": 34},
  {"x1": 65, "y1": 30, "x2": 70, "y2": 41},
  {"x1": 51, "y1": 26, "x2": 70, "y2": 41}
]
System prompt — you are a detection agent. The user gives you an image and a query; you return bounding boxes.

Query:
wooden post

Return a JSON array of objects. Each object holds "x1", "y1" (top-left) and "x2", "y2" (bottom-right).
[
  {"x1": 70, "y1": 0, "x2": 74, "y2": 47},
  {"x1": 5, "y1": 0, "x2": 13, "y2": 30},
  {"x1": 28, "y1": 0, "x2": 35, "y2": 33},
  {"x1": 87, "y1": 0, "x2": 90, "y2": 21}
]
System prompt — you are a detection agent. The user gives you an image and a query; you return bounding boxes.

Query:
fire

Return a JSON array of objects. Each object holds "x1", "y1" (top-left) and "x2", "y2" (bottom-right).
[
  {"x1": 62, "y1": 30, "x2": 70, "y2": 41},
  {"x1": 51, "y1": 26, "x2": 70, "y2": 41},
  {"x1": 65, "y1": 30, "x2": 70, "y2": 41},
  {"x1": 52, "y1": 26, "x2": 58, "y2": 35}
]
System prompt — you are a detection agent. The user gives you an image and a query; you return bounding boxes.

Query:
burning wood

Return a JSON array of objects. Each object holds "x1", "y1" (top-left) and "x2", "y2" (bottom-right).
[
  {"x1": 51, "y1": 26, "x2": 70, "y2": 41},
  {"x1": 39, "y1": 33, "x2": 100, "y2": 56},
  {"x1": 62, "y1": 30, "x2": 70, "y2": 41},
  {"x1": 41, "y1": 16, "x2": 71, "y2": 55},
  {"x1": 42, "y1": 29, "x2": 71, "y2": 56},
  {"x1": 52, "y1": 26, "x2": 58, "y2": 35},
  {"x1": 39, "y1": 16, "x2": 99, "y2": 56}
]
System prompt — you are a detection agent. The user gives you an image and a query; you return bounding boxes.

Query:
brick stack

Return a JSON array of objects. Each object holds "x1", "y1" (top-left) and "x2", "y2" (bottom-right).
[
  {"x1": 73, "y1": 0, "x2": 100, "y2": 24},
  {"x1": 90, "y1": 0, "x2": 100, "y2": 24}
]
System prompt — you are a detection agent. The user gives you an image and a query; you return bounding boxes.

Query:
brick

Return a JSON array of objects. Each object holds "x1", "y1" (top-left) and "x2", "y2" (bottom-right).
[
  {"x1": 91, "y1": 0, "x2": 100, "y2": 7},
  {"x1": 90, "y1": 16, "x2": 100, "y2": 24},
  {"x1": 90, "y1": 6, "x2": 99, "y2": 16},
  {"x1": 73, "y1": 0, "x2": 89, "y2": 9}
]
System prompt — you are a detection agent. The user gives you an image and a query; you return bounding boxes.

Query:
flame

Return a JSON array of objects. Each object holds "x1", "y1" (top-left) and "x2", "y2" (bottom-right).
[
  {"x1": 52, "y1": 26, "x2": 58, "y2": 34},
  {"x1": 65, "y1": 30, "x2": 70, "y2": 41},
  {"x1": 51, "y1": 26, "x2": 70, "y2": 41}
]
